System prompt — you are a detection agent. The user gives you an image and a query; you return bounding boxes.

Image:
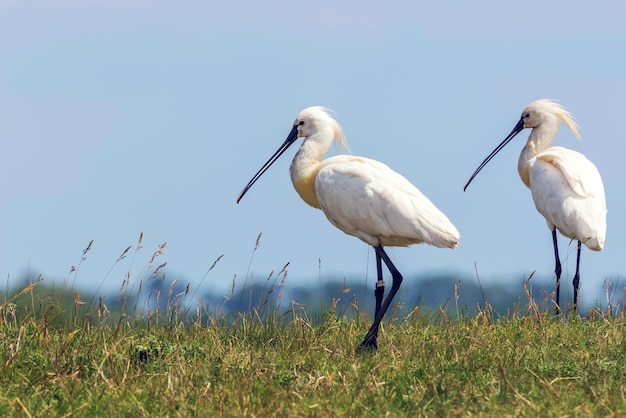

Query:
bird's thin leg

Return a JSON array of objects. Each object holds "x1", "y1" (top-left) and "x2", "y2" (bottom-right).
[
  {"x1": 572, "y1": 241, "x2": 582, "y2": 311},
  {"x1": 552, "y1": 229, "x2": 562, "y2": 315},
  {"x1": 358, "y1": 245, "x2": 403, "y2": 352},
  {"x1": 374, "y1": 250, "x2": 385, "y2": 319}
]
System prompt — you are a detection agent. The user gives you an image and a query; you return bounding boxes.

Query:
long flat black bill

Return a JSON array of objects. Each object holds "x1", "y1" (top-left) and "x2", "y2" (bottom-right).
[
  {"x1": 463, "y1": 118, "x2": 524, "y2": 191},
  {"x1": 236, "y1": 126, "x2": 299, "y2": 203}
]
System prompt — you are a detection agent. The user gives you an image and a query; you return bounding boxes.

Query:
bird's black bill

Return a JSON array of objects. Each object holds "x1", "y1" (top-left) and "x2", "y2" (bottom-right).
[
  {"x1": 236, "y1": 125, "x2": 299, "y2": 203},
  {"x1": 463, "y1": 118, "x2": 525, "y2": 191}
]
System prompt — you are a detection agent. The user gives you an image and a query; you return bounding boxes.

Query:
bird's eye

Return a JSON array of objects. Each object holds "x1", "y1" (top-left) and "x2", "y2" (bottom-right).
[
  {"x1": 298, "y1": 121, "x2": 305, "y2": 126},
  {"x1": 523, "y1": 113, "x2": 530, "y2": 118}
]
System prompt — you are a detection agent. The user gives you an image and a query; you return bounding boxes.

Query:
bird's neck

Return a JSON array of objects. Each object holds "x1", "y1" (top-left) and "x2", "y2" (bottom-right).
[
  {"x1": 289, "y1": 136, "x2": 330, "y2": 209},
  {"x1": 517, "y1": 124, "x2": 558, "y2": 188}
]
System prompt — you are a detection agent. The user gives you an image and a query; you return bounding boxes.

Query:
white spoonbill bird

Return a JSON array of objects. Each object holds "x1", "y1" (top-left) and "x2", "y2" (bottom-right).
[
  {"x1": 464, "y1": 99, "x2": 607, "y2": 313},
  {"x1": 237, "y1": 106, "x2": 460, "y2": 351}
]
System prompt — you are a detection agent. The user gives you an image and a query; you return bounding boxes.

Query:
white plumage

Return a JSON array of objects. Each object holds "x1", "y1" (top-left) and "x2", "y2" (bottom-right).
[
  {"x1": 314, "y1": 155, "x2": 459, "y2": 249},
  {"x1": 529, "y1": 146, "x2": 606, "y2": 251},
  {"x1": 465, "y1": 99, "x2": 607, "y2": 312},
  {"x1": 238, "y1": 106, "x2": 459, "y2": 350}
]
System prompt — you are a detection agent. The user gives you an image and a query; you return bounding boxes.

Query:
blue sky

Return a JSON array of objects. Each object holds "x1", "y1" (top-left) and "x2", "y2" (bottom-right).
[{"x1": 0, "y1": 1, "x2": 624, "y2": 305}]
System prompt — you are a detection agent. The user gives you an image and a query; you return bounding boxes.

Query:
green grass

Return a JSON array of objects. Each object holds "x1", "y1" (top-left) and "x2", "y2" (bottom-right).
[
  {"x1": 1, "y1": 237, "x2": 624, "y2": 417},
  {"x1": 1, "y1": 285, "x2": 625, "y2": 417}
]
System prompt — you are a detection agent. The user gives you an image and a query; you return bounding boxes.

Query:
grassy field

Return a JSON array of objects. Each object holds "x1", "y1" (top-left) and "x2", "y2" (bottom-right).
[{"x1": 1, "y1": 278, "x2": 625, "y2": 418}]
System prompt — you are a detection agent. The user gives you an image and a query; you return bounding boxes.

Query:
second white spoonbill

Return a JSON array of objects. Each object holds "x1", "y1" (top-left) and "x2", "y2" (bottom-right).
[
  {"x1": 464, "y1": 99, "x2": 607, "y2": 313},
  {"x1": 237, "y1": 106, "x2": 460, "y2": 351}
]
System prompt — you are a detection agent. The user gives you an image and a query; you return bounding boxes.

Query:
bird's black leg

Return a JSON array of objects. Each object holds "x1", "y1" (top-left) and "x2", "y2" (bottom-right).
[
  {"x1": 572, "y1": 240, "x2": 582, "y2": 311},
  {"x1": 358, "y1": 245, "x2": 403, "y2": 352},
  {"x1": 374, "y1": 250, "x2": 385, "y2": 319},
  {"x1": 552, "y1": 229, "x2": 562, "y2": 315}
]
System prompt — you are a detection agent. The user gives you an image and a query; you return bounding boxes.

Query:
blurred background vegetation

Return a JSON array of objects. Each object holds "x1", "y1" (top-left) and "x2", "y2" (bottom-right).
[{"x1": 3, "y1": 266, "x2": 623, "y2": 329}]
